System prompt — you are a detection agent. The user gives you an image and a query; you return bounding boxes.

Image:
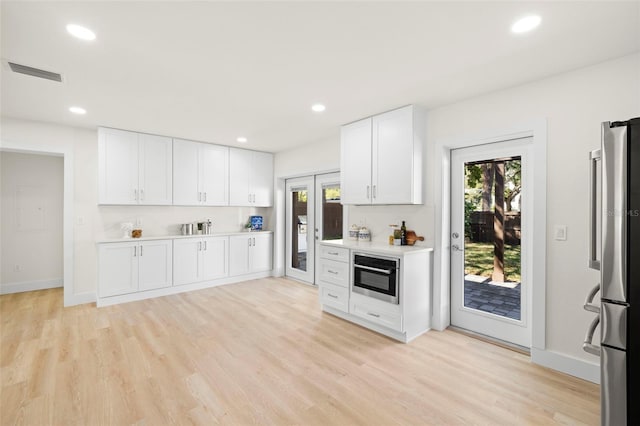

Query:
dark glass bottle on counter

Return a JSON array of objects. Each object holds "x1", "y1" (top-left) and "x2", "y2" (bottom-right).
[{"x1": 400, "y1": 221, "x2": 407, "y2": 246}]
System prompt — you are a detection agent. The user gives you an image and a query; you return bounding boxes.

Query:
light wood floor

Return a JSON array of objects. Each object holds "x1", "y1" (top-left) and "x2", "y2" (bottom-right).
[{"x1": 1, "y1": 277, "x2": 599, "y2": 425}]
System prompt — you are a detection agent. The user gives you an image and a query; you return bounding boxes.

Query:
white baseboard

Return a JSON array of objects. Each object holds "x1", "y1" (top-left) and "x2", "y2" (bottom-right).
[
  {"x1": 0, "y1": 279, "x2": 63, "y2": 295},
  {"x1": 96, "y1": 271, "x2": 272, "y2": 307},
  {"x1": 531, "y1": 347, "x2": 600, "y2": 384}
]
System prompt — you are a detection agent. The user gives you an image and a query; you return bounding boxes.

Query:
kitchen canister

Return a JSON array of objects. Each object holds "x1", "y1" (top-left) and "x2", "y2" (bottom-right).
[
  {"x1": 349, "y1": 224, "x2": 360, "y2": 241},
  {"x1": 358, "y1": 227, "x2": 371, "y2": 242}
]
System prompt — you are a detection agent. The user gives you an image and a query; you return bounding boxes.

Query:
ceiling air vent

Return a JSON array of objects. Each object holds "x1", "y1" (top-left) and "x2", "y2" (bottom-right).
[{"x1": 8, "y1": 62, "x2": 62, "y2": 82}]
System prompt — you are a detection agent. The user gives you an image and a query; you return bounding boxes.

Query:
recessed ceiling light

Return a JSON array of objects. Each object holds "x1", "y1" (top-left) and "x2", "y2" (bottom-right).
[
  {"x1": 66, "y1": 24, "x2": 96, "y2": 41},
  {"x1": 311, "y1": 103, "x2": 326, "y2": 113},
  {"x1": 236, "y1": 137, "x2": 248, "y2": 143},
  {"x1": 511, "y1": 15, "x2": 541, "y2": 33},
  {"x1": 69, "y1": 106, "x2": 87, "y2": 115}
]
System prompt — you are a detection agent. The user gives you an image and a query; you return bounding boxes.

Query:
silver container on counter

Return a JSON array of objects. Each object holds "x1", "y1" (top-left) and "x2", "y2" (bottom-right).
[
  {"x1": 181, "y1": 223, "x2": 194, "y2": 235},
  {"x1": 198, "y1": 219, "x2": 213, "y2": 235}
]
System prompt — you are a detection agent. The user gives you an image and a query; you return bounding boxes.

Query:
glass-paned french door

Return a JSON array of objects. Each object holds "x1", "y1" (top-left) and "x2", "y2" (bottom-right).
[{"x1": 286, "y1": 173, "x2": 342, "y2": 284}]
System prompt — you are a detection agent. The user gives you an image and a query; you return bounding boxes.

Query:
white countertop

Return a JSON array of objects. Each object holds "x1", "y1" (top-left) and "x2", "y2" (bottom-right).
[
  {"x1": 97, "y1": 230, "x2": 273, "y2": 244},
  {"x1": 320, "y1": 239, "x2": 433, "y2": 256}
]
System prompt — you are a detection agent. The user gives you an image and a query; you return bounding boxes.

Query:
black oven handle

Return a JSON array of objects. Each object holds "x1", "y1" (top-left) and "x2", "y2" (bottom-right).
[{"x1": 354, "y1": 264, "x2": 392, "y2": 275}]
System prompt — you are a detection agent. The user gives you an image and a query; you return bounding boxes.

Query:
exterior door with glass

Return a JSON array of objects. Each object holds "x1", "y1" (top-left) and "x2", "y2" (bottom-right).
[
  {"x1": 450, "y1": 138, "x2": 532, "y2": 348},
  {"x1": 286, "y1": 173, "x2": 343, "y2": 285},
  {"x1": 286, "y1": 177, "x2": 315, "y2": 283}
]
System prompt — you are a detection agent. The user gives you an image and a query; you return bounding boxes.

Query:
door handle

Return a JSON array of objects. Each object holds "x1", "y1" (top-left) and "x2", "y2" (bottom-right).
[
  {"x1": 203, "y1": 192, "x2": 207, "y2": 202},
  {"x1": 140, "y1": 189, "x2": 144, "y2": 201},
  {"x1": 451, "y1": 244, "x2": 463, "y2": 252},
  {"x1": 582, "y1": 316, "x2": 601, "y2": 356},
  {"x1": 366, "y1": 185, "x2": 370, "y2": 199},
  {"x1": 584, "y1": 283, "x2": 600, "y2": 313},
  {"x1": 589, "y1": 149, "x2": 601, "y2": 270},
  {"x1": 139, "y1": 245, "x2": 143, "y2": 256},
  {"x1": 133, "y1": 246, "x2": 137, "y2": 257},
  {"x1": 134, "y1": 189, "x2": 138, "y2": 201},
  {"x1": 373, "y1": 185, "x2": 377, "y2": 199},
  {"x1": 204, "y1": 241, "x2": 207, "y2": 251}
]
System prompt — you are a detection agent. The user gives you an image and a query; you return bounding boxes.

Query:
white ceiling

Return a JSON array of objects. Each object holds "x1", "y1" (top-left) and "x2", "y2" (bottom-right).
[{"x1": 2, "y1": 1, "x2": 639, "y2": 153}]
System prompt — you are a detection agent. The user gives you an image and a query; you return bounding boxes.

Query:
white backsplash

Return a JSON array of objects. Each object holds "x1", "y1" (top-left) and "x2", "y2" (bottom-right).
[
  {"x1": 97, "y1": 205, "x2": 272, "y2": 239},
  {"x1": 346, "y1": 204, "x2": 435, "y2": 247}
]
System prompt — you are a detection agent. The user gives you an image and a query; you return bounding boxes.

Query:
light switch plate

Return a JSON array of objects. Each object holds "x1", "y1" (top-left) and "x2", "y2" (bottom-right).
[{"x1": 554, "y1": 225, "x2": 567, "y2": 241}]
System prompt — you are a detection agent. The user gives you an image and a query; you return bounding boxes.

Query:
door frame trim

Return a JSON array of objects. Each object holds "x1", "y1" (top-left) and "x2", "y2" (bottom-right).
[
  {"x1": 0, "y1": 142, "x2": 82, "y2": 306},
  {"x1": 432, "y1": 119, "x2": 547, "y2": 353}
]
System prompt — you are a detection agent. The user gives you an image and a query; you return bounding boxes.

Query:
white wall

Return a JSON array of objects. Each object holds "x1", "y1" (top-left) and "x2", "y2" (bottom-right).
[
  {"x1": 0, "y1": 117, "x2": 272, "y2": 301},
  {"x1": 1, "y1": 151, "x2": 63, "y2": 293}
]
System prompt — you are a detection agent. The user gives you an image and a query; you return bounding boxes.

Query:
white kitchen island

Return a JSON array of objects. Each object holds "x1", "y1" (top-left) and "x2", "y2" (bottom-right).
[{"x1": 318, "y1": 239, "x2": 433, "y2": 343}]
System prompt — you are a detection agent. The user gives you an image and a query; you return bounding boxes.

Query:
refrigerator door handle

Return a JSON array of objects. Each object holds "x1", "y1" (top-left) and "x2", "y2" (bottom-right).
[
  {"x1": 589, "y1": 149, "x2": 601, "y2": 270},
  {"x1": 582, "y1": 316, "x2": 601, "y2": 356},
  {"x1": 583, "y1": 283, "x2": 600, "y2": 313}
]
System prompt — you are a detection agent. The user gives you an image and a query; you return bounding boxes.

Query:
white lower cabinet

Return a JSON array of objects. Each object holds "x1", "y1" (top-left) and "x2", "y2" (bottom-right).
[
  {"x1": 97, "y1": 232, "x2": 272, "y2": 306},
  {"x1": 174, "y1": 236, "x2": 228, "y2": 286},
  {"x1": 318, "y1": 246, "x2": 350, "y2": 313},
  {"x1": 229, "y1": 233, "x2": 273, "y2": 276},
  {"x1": 98, "y1": 239, "x2": 172, "y2": 297},
  {"x1": 350, "y1": 293, "x2": 403, "y2": 332},
  {"x1": 318, "y1": 241, "x2": 432, "y2": 343},
  {"x1": 319, "y1": 282, "x2": 349, "y2": 312}
]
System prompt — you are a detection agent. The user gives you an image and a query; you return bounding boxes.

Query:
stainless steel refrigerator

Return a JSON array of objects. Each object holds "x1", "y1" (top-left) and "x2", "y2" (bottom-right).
[{"x1": 584, "y1": 117, "x2": 639, "y2": 426}]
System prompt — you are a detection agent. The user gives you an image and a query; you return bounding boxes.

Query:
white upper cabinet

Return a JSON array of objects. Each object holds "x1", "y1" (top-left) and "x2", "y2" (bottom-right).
[
  {"x1": 99, "y1": 128, "x2": 172, "y2": 205},
  {"x1": 340, "y1": 117, "x2": 373, "y2": 205},
  {"x1": 340, "y1": 105, "x2": 424, "y2": 205},
  {"x1": 229, "y1": 148, "x2": 273, "y2": 207},
  {"x1": 173, "y1": 139, "x2": 229, "y2": 206}
]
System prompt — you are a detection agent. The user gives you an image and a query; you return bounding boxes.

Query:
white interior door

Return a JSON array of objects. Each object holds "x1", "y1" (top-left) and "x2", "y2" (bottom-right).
[
  {"x1": 450, "y1": 138, "x2": 533, "y2": 348},
  {"x1": 286, "y1": 177, "x2": 315, "y2": 283}
]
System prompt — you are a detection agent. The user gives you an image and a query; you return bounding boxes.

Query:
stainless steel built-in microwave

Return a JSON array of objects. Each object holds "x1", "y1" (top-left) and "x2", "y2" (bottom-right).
[{"x1": 352, "y1": 253, "x2": 400, "y2": 304}]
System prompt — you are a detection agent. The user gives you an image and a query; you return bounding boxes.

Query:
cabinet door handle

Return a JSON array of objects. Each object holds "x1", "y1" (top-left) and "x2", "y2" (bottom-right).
[
  {"x1": 253, "y1": 194, "x2": 256, "y2": 203},
  {"x1": 134, "y1": 189, "x2": 138, "y2": 201},
  {"x1": 203, "y1": 192, "x2": 207, "y2": 202},
  {"x1": 373, "y1": 185, "x2": 376, "y2": 199},
  {"x1": 366, "y1": 185, "x2": 370, "y2": 199},
  {"x1": 252, "y1": 237, "x2": 255, "y2": 246},
  {"x1": 367, "y1": 312, "x2": 381, "y2": 318},
  {"x1": 140, "y1": 189, "x2": 144, "y2": 201},
  {"x1": 327, "y1": 270, "x2": 338, "y2": 275},
  {"x1": 248, "y1": 194, "x2": 251, "y2": 203},
  {"x1": 204, "y1": 241, "x2": 207, "y2": 251},
  {"x1": 140, "y1": 245, "x2": 143, "y2": 256},
  {"x1": 327, "y1": 293, "x2": 338, "y2": 299},
  {"x1": 248, "y1": 238, "x2": 251, "y2": 247},
  {"x1": 133, "y1": 246, "x2": 137, "y2": 257},
  {"x1": 198, "y1": 241, "x2": 202, "y2": 251},
  {"x1": 328, "y1": 251, "x2": 339, "y2": 256}
]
